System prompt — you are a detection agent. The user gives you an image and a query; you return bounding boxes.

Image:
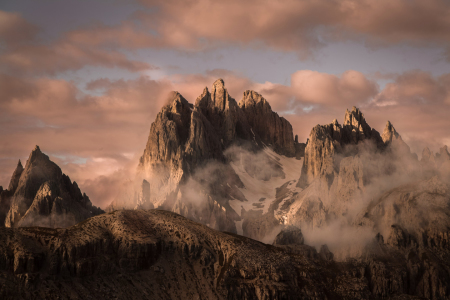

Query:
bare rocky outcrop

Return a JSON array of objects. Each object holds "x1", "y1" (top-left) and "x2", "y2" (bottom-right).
[
  {"x1": 436, "y1": 145, "x2": 450, "y2": 163},
  {"x1": 114, "y1": 79, "x2": 302, "y2": 233},
  {"x1": 342, "y1": 106, "x2": 383, "y2": 145},
  {"x1": 3, "y1": 146, "x2": 103, "y2": 228},
  {"x1": 382, "y1": 121, "x2": 412, "y2": 156},
  {"x1": 297, "y1": 119, "x2": 342, "y2": 188},
  {"x1": 135, "y1": 179, "x2": 153, "y2": 210},
  {"x1": 421, "y1": 147, "x2": 436, "y2": 166},
  {"x1": 238, "y1": 90, "x2": 295, "y2": 157},
  {"x1": 273, "y1": 226, "x2": 304, "y2": 246},
  {"x1": 1, "y1": 209, "x2": 448, "y2": 299},
  {"x1": 298, "y1": 107, "x2": 391, "y2": 189},
  {"x1": 7, "y1": 160, "x2": 24, "y2": 192},
  {"x1": 0, "y1": 160, "x2": 23, "y2": 225},
  {"x1": 195, "y1": 79, "x2": 254, "y2": 148}
]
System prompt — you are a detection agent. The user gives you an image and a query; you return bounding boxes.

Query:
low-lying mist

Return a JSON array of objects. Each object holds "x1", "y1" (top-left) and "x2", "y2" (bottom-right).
[{"x1": 108, "y1": 137, "x2": 449, "y2": 261}]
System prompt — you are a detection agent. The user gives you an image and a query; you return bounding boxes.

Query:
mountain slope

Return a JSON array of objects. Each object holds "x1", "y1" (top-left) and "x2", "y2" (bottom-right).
[
  {"x1": 2, "y1": 209, "x2": 448, "y2": 299},
  {"x1": 1, "y1": 146, "x2": 103, "y2": 228}
]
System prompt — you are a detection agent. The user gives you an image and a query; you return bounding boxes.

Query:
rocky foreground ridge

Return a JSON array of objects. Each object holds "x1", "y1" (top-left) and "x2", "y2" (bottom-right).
[
  {"x1": 0, "y1": 146, "x2": 103, "y2": 228},
  {"x1": 1, "y1": 209, "x2": 449, "y2": 300}
]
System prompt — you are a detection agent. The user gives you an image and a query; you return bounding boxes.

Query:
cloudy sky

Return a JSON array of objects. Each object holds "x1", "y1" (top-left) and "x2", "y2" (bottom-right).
[{"x1": 1, "y1": 0, "x2": 450, "y2": 207}]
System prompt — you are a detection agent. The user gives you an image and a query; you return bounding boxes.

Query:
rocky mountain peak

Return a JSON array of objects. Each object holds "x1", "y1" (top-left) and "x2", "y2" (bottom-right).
[
  {"x1": 422, "y1": 147, "x2": 433, "y2": 161},
  {"x1": 381, "y1": 120, "x2": 399, "y2": 144},
  {"x1": 299, "y1": 107, "x2": 408, "y2": 188},
  {"x1": 28, "y1": 144, "x2": 50, "y2": 166},
  {"x1": 4, "y1": 146, "x2": 103, "y2": 227},
  {"x1": 213, "y1": 78, "x2": 224, "y2": 89},
  {"x1": 239, "y1": 90, "x2": 296, "y2": 156},
  {"x1": 439, "y1": 145, "x2": 450, "y2": 161},
  {"x1": 342, "y1": 106, "x2": 374, "y2": 144},
  {"x1": 240, "y1": 90, "x2": 270, "y2": 109},
  {"x1": 7, "y1": 159, "x2": 24, "y2": 193},
  {"x1": 344, "y1": 106, "x2": 365, "y2": 125},
  {"x1": 210, "y1": 78, "x2": 234, "y2": 112},
  {"x1": 131, "y1": 79, "x2": 303, "y2": 227},
  {"x1": 166, "y1": 91, "x2": 191, "y2": 113},
  {"x1": 380, "y1": 121, "x2": 412, "y2": 155}
]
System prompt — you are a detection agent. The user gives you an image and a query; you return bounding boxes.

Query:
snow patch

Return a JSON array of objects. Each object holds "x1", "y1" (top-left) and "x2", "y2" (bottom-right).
[{"x1": 229, "y1": 147, "x2": 303, "y2": 217}]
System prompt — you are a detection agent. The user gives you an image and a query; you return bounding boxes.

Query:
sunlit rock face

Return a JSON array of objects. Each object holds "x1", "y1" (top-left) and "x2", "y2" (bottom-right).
[
  {"x1": 0, "y1": 78, "x2": 448, "y2": 298},
  {"x1": 109, "y1": 79, "x2": 302, "y2": 233},
  {"x1": 1, "y1": 146, "x2": 103, "y2": 228},
  {"x1": 239, "y1": 90, "x2": 296, "y2": 157},
  {"x1": 99, "y1": 79, "x2": 450, "y2": 299}
]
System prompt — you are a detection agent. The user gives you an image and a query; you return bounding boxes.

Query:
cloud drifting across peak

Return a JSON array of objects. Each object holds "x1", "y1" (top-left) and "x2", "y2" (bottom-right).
[
  {"x1": 1, "y1": 0, "x2": 450, "y2": 208},
  {"x1": 1, "y1": 68, "x2": 450, "y2": 208}
]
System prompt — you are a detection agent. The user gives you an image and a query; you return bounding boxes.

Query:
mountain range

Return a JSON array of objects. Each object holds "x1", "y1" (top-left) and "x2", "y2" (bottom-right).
[{"x1": 1, "y1": 79, "x2": 450, "y2": 299}]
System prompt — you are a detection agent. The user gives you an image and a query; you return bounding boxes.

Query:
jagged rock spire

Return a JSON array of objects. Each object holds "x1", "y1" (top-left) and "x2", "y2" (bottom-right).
[
  {"x1": 439, "y1": 145, "x2": 450, "y2": 161},
  {"x1": 382, "y1": 120, "x2": 399, "y2": 144},
  {"x1": 4, "y1": 146, "x2": 103, "y2": 228},
  {"x1": 7, "y1": 159, "x2": 24, "y2": 193},
  {"x1": 239, "y1": 90, "x2": 296, "y2": 157},
  {"x1": 343, "y1": 106, "x2": 373, "y2": 143}
]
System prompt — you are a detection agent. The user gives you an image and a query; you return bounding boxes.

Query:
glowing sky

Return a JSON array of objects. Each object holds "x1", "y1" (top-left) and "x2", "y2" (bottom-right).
[{"x1": 1, "y1": 0, "x2": 450, "y2": 207}]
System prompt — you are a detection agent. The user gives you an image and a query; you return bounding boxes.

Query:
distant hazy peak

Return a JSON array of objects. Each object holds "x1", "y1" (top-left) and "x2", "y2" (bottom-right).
[{"x1": 382, "y1": 120, "x2": 400, "y2": 144}]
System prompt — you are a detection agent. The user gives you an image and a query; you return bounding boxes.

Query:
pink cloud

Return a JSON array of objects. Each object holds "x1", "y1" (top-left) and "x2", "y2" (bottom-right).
[
  {"x1": 0, "y1": 11, "x2": 154, "y2": 74},
  {"x1": 0, "y1": 10, "x2": 38, "y2": 46},
  {"x1": 3, "y1": 0, "x2": 450, "y2": 75},
  {"x1": 290, "y1": 70, "x2": 378, "y2": 106},
  {"x1": 136, "y1": 0, "x2": 450, "y2": 58}
]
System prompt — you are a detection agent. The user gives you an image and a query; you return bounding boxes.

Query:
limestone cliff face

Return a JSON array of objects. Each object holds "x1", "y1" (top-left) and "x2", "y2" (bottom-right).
[
  {"x1": 0, "y1": 160, "x2": 23, "y2": 225},
  {"x1": 130, "y1": 79, "x2": 302, "y2": 232},
  {"x1": 7, "y1": 160, "x2": 23, "y2": 192},
  {"x1": 297, "y1": 119, "x2": 342, "y2": 188},
  {"x1": 421, "y1": 146, "x2": 436, "y2": 168},
  {"x1": 437, "y1": 145, "x2": 450, "y2": 163},
  {"x1": 341, "y1": 106, "x2": 383, "y2": 146},
  {"x1": 238, "y1": 90, "x2": 296, "y2": 157},
  {"x1": 421, "y1": 145, "x2": 450, "y2": 173},
  {"x1": 284, "y1": 107, "x2": 422, "y2": 241},
  {"x1": 3, "y1": 146, "x2": 103, "y2": 228},
  {"x1": 382, "y1": 120, "x2": 411, "y2": 155},
  {"x1": 196, "y1": 79, "x2": 253, "y2": 147},
  {"x1": 298, "y1": 107, "x2": 410, "y2": 189}
]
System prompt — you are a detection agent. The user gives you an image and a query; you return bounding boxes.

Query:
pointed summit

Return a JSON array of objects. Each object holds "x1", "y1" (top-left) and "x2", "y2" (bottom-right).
[
  {"x1": 421, "y1": 146, "x2": 436, "y2": 169},
  {"x1": 381, "y1": 120, "x2": 400, "y2": 144},
  {"x1": 7, "y1": 159, "x2": 24, "y2": 193},
  {"x1": 27, "y1": 144, "x2": 50, "y2": 166},
  {"x1": 342, "y1": 106, "x2": 377, "y2": 144},
  {"x1": 239, "y1": 90, "x2": 296, "y2": 156},
  {"x1": 213, "y1": 78, "x2": 224, "y2": 89},
  {"x1": 422, "y1": 147, "x2": 433, "y2": 161},
  {"x1": 5, "y1": 146, "x2": 103, "y2": 227},
  {"x1": 439, "y1": 145, "x2": 450, "y2": 161},
  {"x1": 210, "y1": 78, "x2": 232, "y2": 112},
  {"x1": 344, "y1": 106, "x2": 366, "y2": 127},
  {"x1": 380, "y1": 121, "x2": 412, "y2": 155}
]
